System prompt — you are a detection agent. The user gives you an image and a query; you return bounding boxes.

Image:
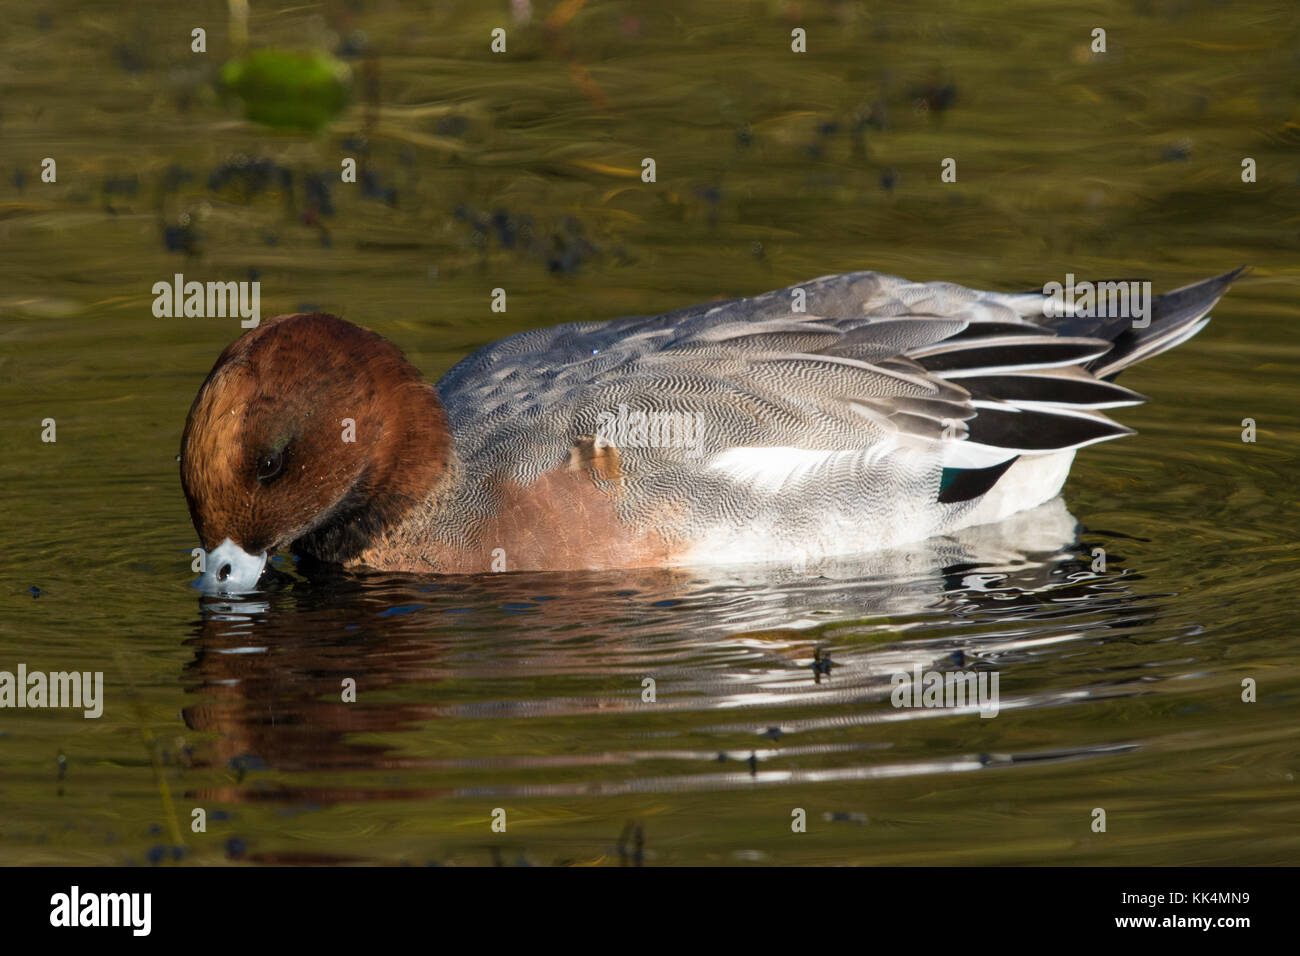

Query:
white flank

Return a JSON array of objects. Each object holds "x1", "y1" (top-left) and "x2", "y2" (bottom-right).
[{"x1": 706, "y1": 446, "x2": 889, "y2": 494}]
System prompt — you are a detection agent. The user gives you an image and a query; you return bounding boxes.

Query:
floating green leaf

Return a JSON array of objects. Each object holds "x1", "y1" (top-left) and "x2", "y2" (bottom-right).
[{"x1": 220, "y1": 49, "x2": 352, "y2": 132}]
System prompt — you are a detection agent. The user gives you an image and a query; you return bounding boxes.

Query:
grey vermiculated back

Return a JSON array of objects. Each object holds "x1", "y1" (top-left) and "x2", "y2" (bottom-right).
[{"x1": 433, "y1": 270, "x2": 1235, "y2": 558}]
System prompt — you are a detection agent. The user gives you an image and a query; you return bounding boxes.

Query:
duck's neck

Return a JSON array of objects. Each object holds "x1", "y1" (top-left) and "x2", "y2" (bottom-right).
[{"x1": 294, "y1": 381, "x2": 458, "y2": 567}]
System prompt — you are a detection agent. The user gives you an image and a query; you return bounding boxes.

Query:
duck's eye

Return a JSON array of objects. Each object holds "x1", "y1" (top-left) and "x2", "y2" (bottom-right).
[{"x1": 256, "y1": 450, "x2": 285, "y2": 482}]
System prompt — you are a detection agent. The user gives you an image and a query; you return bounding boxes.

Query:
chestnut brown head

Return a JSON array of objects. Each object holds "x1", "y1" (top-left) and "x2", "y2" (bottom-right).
[{"x1": 180, "y1": 313, "x2": 451, "y2": 591}]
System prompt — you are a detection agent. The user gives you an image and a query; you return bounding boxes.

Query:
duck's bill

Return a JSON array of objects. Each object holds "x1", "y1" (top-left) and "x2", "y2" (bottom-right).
[{"x1": 194, "y1": 538, "x2": 269, "y2": 594}]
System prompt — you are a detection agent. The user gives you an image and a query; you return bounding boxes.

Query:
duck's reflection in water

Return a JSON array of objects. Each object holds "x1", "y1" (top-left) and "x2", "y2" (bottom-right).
[{"x1": 180, "y1": 499, "x2": 1157, "y2": 803}]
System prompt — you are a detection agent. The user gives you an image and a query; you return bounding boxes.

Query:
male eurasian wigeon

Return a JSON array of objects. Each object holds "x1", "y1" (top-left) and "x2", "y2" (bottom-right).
[{"x1": 181, "y1": 269, "x2": 1240, "y2": 592}]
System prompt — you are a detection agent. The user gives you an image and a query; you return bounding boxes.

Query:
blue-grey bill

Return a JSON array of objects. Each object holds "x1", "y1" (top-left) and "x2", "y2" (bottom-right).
[{"x1": 194, "y1": 538, "x2": 268, "y2": 594}]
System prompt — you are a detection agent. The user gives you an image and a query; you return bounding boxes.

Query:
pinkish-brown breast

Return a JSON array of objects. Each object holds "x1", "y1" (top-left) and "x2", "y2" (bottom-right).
[{"x1": 353, "y1": 463, "x2": 684, "y2": 574}]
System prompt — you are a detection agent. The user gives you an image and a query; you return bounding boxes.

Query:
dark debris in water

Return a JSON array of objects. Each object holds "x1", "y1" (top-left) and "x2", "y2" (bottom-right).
[
  {"x1": 303, "y1": 171, "x2": 336, "y2": 217},
  {"x1": 208, "y1": 155, "x2": 293, "y2": 200},
  {"x1": 161, "y1": 217, "x2": 201, "y2": 256},
  {"x1": 113, "y1": 44, "x2": 149, "y2": 74},
  {"x1": 340, "y1": 135, "x2": 370, "y2": 155},
  {"x1": 435, "y1": 114, "x2": 470, "y2": 138},
  {"x1": 912, "y1": 81, "x2": 958, "y2": 118},
  {"x1": 337, "y1": 30, "x2": 369, "y2": 58},
  {"x1": 229, "y1": 753, "x2": 269, "y2": 783},
  {"x1": 102, "y1": 175, "x2": 139, "y2": 197},
  {"x1": 822, "y1": 811, "x2": 869, "y2": 825},
  {"x1": 455, "y1": 204, "x2": 603, "y2": 275},
  {"x1": 811, "y1": 645, "x2": 835, "y2": 682},
  {"x1": 616, "y1": 821, "x2": 644, "y2": 866},
  {"x1": 487, "y1": 846, "x2": 536, "y2": 867},
  {"x1": 360, "y1": 167, "x2": 398, "y2": 206}
]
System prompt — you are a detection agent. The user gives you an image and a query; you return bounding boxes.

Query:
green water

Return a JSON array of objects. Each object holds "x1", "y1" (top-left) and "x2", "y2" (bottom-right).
[{"x1": 1, "y1": 0, "x2": 1298, "y2": 865}]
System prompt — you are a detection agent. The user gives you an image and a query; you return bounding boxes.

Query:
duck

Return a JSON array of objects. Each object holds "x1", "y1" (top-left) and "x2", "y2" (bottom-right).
[{"x1": 180, "y1": 268, "x2": 1241, "y2": 592}]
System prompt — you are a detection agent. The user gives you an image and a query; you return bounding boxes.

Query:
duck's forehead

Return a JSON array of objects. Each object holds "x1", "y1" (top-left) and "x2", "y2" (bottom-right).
[
  {"x1": 185, "y1": 380, "x2": 250, "y2": 476},
  {"x1": 194, "y1": 358, "x2": 255, "y2": 423},
  {"x1": 205, "y1": 345, "x2": 311, "y2": 420}
]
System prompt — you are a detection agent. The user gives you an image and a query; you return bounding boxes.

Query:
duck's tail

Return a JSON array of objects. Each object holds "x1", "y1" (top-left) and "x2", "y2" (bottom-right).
[{"x1": 1032, "y1": 267, "x2": 1247, "y2": 380}]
